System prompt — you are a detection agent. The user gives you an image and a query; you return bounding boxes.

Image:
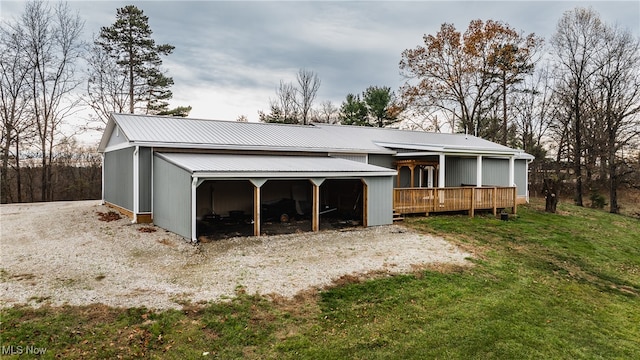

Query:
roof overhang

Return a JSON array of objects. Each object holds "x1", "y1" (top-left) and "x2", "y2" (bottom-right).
[{"x1": 155, "y1": 153, "x2": 397, "y2": 179}]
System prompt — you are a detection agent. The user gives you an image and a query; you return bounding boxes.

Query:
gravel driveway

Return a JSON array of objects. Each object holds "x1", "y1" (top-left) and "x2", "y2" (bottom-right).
[{"x1": 1, "y1": 201, "x2": 471, "y2": 309}]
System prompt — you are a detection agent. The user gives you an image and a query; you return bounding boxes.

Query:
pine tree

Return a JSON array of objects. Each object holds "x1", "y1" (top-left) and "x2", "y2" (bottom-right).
[{"x1": 95, "y1": 5, "x2": 177, "y2": 115}]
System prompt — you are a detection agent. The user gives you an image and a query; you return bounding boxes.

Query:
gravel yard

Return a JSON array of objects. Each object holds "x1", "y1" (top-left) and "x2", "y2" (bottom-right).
[{"x1": 1, "y1": 201, "x2": 472, "y2": 309}]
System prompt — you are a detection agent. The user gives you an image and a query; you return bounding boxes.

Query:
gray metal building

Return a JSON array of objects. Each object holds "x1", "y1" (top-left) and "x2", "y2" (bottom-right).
[{"x1": 98, "y1": 113, "x2": 534, "y2": 241}]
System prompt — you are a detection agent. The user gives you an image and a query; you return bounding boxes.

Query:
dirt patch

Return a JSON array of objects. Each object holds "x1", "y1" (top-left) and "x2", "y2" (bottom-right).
[{"x1": 1, "y1": 200, "x2": 472, "y2": 309}]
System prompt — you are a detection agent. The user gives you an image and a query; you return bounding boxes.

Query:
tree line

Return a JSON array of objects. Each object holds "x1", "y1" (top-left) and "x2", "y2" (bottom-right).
[
  {"x1": 1, "y1": 2, "x2": 188, "y2": 203},
  {"x1": 260, "y1": 8, "x2": 639, "y2": 214},
  {"x1": 2, "y1": 2, "x2": 638, "y2": 214}
]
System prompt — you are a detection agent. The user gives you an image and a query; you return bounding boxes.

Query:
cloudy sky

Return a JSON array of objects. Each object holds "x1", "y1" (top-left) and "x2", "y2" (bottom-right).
[{"x1": 1, "y1": 0, "x2": 639, "y2": 144}]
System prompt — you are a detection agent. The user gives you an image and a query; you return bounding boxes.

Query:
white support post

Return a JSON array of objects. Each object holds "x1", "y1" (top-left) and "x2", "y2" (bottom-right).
[
  {"x1": 191, "y1": 177, "x2": 198, "y2": 242},
  {"x1": 438, "y1": 153, "x2": 446, "y2": 188},
  {"x1": 132, "y1": 146, "x2": 139, "y2": 223},
  {"x1": 509, "y1": 156, "x2": 515, "y2": 187},
  {"x1": 100, "y1": 153, "x2": 105, "y2": 205},
  {"x1": 476, "y1": 155, "x2": 483, "y2": 187},
  {"x1": 427, "y1": 166, "x2": 434, "y2": 188}
]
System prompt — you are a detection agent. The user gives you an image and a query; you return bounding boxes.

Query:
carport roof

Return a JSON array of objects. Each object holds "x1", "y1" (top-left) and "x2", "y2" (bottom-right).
[{"x1": 156, "y1": 153, "x2": 397, "y2": 178}]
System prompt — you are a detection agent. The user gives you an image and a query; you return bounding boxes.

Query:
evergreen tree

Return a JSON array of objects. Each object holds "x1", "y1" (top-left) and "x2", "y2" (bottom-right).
[
  {"x1": 339, "y1": 94, "x2": 368, "y2": 126},
  {"x1": 362, "y1": 86, "x2": 401, "y2": 127},
  {"x1": 94, "y1": 5, "x2": 182, "y2": 116}
]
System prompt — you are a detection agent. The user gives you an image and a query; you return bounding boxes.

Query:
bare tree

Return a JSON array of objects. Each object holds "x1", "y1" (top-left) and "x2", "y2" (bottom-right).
[
  {"x1": 260, "y1": 80, "x2": 299, "y2": 124},
  {"x1": 295, "y1": 68, "x2": 321, "y2": 125},
  {"x1": 21, "y1": 0, "x2": 84, "y2": 201},
  {"x1": 84, "y1": 40, "x2": 128, "y2": 127},
  {"x1": 0, "y1": 19, "x2": 33, "y2": 203},
  {"x1": 551, "y1": 7, "x2": 604, "y2": 206},
  {"x1": 592, "y1": 24, "x2": 640, "y2": 213},
  {"x1": 316, "y1": 100, "x2": 338, "y2": 124}
]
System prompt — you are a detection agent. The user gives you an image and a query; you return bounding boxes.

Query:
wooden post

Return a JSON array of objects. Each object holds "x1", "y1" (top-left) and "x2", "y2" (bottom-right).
[
  {"x1": 470, "y1": 188, "x2": 476, "y2": 217},
  {"x1": 410, "y1": 165, "x2": 415, "y2": 188},
  {"x1": 492, "y1": 187, "x2": 497, "y2": 217},
  {"x1": 513, "y1": 187, "x2": 517, "y2": 215},
  {"x1": 253, "y1": 185, "x2": 261, "y2": 236},
  {"x1": 312, "y1": 183, "x2": 320, "y2": 232}
]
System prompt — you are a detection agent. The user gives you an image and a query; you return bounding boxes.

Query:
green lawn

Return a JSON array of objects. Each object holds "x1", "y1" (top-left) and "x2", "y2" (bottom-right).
[{"x1": 2, "y1": 200, "x2": 639, "y2": 359}]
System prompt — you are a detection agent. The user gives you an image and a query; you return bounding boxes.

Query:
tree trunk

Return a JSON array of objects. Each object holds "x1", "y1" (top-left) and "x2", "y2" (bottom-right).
[
  {"x1": 1, "y1": 126, "x2": 12, "y2": 203},
  {"x1": 573, "y1": 91, "x2": 584, "y2": 207},
  {"x1": 543, "y1": 178, "x2": 559, "y2": 213},
  {"x1": 15, "y1": 137, "x2": 22, "y2": 202}
]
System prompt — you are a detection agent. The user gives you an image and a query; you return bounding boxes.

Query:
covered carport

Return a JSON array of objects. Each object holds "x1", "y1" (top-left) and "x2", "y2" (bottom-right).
[{"x1": 152, "y1": 153, "x2": 396, "y2": 242}]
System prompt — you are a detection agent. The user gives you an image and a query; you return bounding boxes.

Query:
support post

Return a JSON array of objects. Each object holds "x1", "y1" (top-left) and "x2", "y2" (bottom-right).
[
  {"x1": 191, "y1": 177, "x2": 198, "y2": 242},
  {"x1": 438, "y1": 153, "x2": 445, "y2": 188},
  {"x1": 470, "y1": 188, "x2": 475, "y2": 217},
  {"x1": 410, "y1": 165, "x2": 415, "y2": 188},
  {"x1": 493, "y1": 187, "x2": 497, "y2": 216},
  {"x1": 100, "y1": 153, "x2": 105, "y2": 205},
  {"x1": 254, "y1": 186, "x2": 261, "y2": 236},
  {"x1": 250, "y1": 179, "x2": 268, "y2": 237},
  {"x1": 476, "y1": 155, "x2": 483, "y2": 187},
  {"x1": 309, "y1": 178, "x2": 325, "y2": 232},
  {"x1": 513, "y1": 187, "x2": 518, "y2": 215},
  {"x1": 132, "y1": 146, "x2": 139, "y2": 223}
]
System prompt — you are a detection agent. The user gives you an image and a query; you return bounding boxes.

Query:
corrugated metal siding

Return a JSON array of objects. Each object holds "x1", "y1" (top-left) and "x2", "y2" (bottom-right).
[
  {"x1": 368, "y1": 154, "x2": 394, "y2": 169},
  {"x1": 153, "y1": 155, "x2": 192, "y2": 239},
  {"x1": 106, "y1": 125, "x2": 127, "y2": 148},
  {"x1": 104, "y1": 147, "x2": 133, "y2": 210},
  {"x1": 139, "y1": 147, "x2": 152, "y2": 212},
  {"x1": 482, "y1": 158, "x2": 509, "y2": 186},
  {"x1": 330, "y1": 153, "x2": 367, "y2": 163},
  {"x1": 363, "y1": 177, "x2": 393, "y2": 226},
  {"x1": 368, "y1": 154, "x2": 397, "y2": 189},
  {"x1": 445, "y1": 157, "x2": 477, "y2": 187},
  {"x1": 515, "y1": 160, "x2": 527, "y2": 196}
]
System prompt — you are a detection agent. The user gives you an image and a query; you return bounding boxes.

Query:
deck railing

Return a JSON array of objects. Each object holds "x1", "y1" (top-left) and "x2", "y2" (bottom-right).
[{"x1": 393, "y1": 186, "x2": 518, "y2": 216}]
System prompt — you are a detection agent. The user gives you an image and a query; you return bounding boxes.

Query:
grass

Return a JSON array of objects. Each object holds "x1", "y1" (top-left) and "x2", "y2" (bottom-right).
[{"x1": 1, "y1": 200, "x2": 639, "y2": 359}]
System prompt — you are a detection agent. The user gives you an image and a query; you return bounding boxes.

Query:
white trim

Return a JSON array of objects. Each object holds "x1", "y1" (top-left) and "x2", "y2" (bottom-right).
[
  {"x1": 476, "y1": 155, "x2": 483, "y2": 187},
  {"x1": 104, "y1": 142, "x2": 133, "y2": 153},
  {"x1": 150, "y1": 147, "x2": 154, "y2": 221},
  {"x1": 509, "y1": 156, "x2": 515, "y2": 187},
  {"x1": 100, "y1": 153, "x2": 105, "y2": 205},
  {"x1": 132, "y1": 146, "x2": 139, "y2": 223},
  {"x1": 438, "y1": 153, "x2": 445, "y2": 188},
  {"x1": 191, "y1": 177, "x2": 198, "y2": 242},
  {"x1": 191, "y1": 171, "x2": 396, "y2": 178}
]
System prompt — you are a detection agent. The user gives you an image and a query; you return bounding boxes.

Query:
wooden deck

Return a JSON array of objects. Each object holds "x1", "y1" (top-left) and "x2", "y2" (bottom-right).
[{"x1": 393, "y1": 187, "x2": 520, "y2": 216}]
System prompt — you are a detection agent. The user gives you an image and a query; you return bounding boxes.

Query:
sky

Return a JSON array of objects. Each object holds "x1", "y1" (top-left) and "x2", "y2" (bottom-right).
[{"x1": 1, "y1": 0, "x2": 639, "y2": 145}]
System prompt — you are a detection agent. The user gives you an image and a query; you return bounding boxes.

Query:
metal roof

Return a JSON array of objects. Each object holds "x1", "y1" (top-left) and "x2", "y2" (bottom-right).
[
  {"x1": 156, "y1": 153, "x2": 397, "y2": 178},
  {"x1": 99, "y1": 113, "x2": 533, "y2": 158}
]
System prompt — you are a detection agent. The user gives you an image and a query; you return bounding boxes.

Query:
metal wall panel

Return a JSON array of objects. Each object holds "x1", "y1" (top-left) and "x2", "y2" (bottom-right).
[
  {"x1": 104, "y1": 147, "x2": 134, "y2": 210},
  {"x1": 153, "y1": 154, "x2": 192, "y2": 239},
  {"x1": 139, "y1": 147, "x2": 152, "y2": 212},
  {"x1": 445, "y1": 157, "x2": 477, "y2": 187},
  {"x1": 363, "y1": 176, "x2": 393, "y2": 226},
  {"x1": 105, "y1": 125, "x2": 127, "y2": 148},
  {"x1": 368, "y1": 154, "x2": 394, "y2": 169},
  {"x1": 330, "y1": 153, "x2": 367, "y2": 163},
  {"x1": 515, "y1": 160, "x2": 527, "y2": 196},
  {"x1": 482, "y1": 158, "x2": 509, "y2": 187}
]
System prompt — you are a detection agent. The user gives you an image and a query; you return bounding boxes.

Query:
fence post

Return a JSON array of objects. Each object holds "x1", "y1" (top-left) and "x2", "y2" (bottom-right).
[
  {"x1": 493, "y1": 187, "x2": 497, "y2": 216},
  {"x1": 513, "y1": 187, "x2": 517, "y2": 214}
]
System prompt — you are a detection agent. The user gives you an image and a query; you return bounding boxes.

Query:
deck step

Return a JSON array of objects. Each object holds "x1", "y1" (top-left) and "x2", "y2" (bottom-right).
[{"x1": 392, "y1": 211, "x2": 404, "y2": 222}]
